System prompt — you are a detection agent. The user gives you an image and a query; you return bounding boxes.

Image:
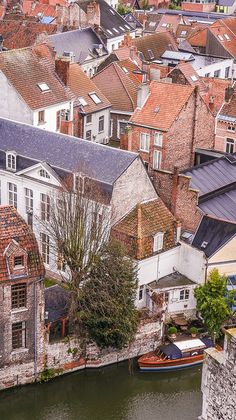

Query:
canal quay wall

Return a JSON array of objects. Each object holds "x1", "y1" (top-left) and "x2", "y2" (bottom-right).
[
  {"x1": 199, "y1": 328, "x2": 236, "y2": 420},
  {"x1": 0, "y1": 318, "x2": 162, "y2": 390}
]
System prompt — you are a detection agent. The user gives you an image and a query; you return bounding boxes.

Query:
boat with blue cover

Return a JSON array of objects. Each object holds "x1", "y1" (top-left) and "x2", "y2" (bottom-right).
[{"x1": 138, "y1": 337, "x2": 216, "y2": 371}]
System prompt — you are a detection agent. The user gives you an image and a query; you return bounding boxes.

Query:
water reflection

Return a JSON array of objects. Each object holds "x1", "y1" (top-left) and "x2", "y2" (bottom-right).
[{"x1": 0, "y1": 362, "x2": 202, "y2": 420}]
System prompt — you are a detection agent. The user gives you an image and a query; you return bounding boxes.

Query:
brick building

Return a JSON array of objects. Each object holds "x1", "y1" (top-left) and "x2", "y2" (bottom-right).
[
  {"x1": 215, "y1": 86, "x2": 236, "y2": 154},
  {"x1": 0, "y1": 206, "x2": 45, "y2": 389},
  {"x1": 122, "y1": 80, "x2": 214, "y2": 173}
]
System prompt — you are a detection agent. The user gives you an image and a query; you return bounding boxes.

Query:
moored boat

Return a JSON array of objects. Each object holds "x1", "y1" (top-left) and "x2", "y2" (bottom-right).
[{"x1": 138, "y1": 337, "x2": 216, "y2": 371}]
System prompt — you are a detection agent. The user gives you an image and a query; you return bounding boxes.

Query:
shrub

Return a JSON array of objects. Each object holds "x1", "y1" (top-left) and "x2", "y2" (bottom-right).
[
  {"x1": 190, "y1": 326, "x2": 198, "y2": 335},
  {"x1": 168, "y1": 326, "x2": 177, "y2": 335}
]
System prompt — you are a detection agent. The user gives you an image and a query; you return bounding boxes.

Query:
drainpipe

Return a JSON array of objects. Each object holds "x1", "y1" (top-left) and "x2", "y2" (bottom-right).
[
  {"x1": 204, "y1": 258, "x2": 208, "y2": 284},
  {"x1": 190, "y1": 86, "x2": 199, "y2": 167},
  {"x1": 34, "y1": 276, "x2": 44, "y2": 379}
]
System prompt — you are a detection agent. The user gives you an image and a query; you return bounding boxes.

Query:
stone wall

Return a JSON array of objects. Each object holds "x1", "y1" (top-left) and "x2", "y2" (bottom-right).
[{"x1": 200, "y1": 328, "x2": 236, "y2": 420}]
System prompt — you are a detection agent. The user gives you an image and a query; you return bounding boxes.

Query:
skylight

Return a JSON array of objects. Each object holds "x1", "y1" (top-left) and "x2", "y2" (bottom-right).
[
  {"x1": 89, "y1": 92, "x2": 102, "y2": 104},
  {"x1": 125, "y1": 24, "x2": 130, "y2": 29},
  {"x1": 110, "y1": 9, "x2": 115, "y2": 14},
  {"x1": 149, "y1": 22, "x2": 156, "y2": 27},
  {"x1": 201, "y1": 241, "x2": 208, "y2": 249},
  {"x1": 181, "y1": 30, "x2": 187, "y2": 36},
  {"x1": 218, "y1": 35, "x2": 224, "y2": 41},
  {"x1": 107, "y1": 29, "x2": 113, "y2": 35},
  {"x1": 79, "y1": 97, "x2": 88, "y2": 106},
  {"x1": 190, "y1": 75, "x2": 198, "y2": 82},
  {"x1": 37, "y1": 82, "x2": 50, "y2": 92},
  {"x1": 113, "y1": 27, "x2": 119, "y2": 34},
  {"x1": 119, "y1": 26, "x2": 125, "y2": 31},
  {"x1": 122, "y1": 67, "x2": 128, "y2": 73},
  {"x1": 162, "y1": 23, "x2": 167, "y2": 27},
  {"x1": 148, "y1": 49, "x2": 154, "y2": 60},
  {"x1": 224, "y1": 33, "x2": 230, "y2": 40}
]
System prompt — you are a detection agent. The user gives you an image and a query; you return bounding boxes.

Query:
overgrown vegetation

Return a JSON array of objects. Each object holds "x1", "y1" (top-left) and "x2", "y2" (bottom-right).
[{"x1": 194, "y1": 269, "x2": 236, "y2": 340}]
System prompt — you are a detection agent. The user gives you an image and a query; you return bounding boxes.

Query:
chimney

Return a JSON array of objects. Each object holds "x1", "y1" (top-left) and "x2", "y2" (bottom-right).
[
  {"x1": 55, "y1": 56, "x2": 71, "y2": 86},
  {"x1": 150, "y1": 68, "x2": 160, "y2": 81},
  {"x1": 225, "y1": 86, "x2": 234, "y2": 103},
  {"x1": 175, "y1": 220, "x2": 181, "y2": 243},
  {"x1": 87, "y1": 1, "x2": 100, "y2": 27},
  {"x1": 137, "y1": 83, "x2": 150, "y2": 108},
  {"x1": 171, "y1": 166, "x2": 179, "y2": 215},
  {"x1": 0, "y1": 35, "x2": 3, "y2": 52}
]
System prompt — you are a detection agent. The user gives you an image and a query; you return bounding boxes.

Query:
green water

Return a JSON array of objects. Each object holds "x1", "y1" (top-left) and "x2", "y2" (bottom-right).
[{"x1": 0, "y1": 362, "x2": 202, "y2": 420}]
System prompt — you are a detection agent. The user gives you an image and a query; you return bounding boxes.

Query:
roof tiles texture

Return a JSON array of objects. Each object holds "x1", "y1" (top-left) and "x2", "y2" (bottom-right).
[
  {"x1": 168, "y1": 61, "x2": 207, "y2": 93},
  {"x1": 209, "y1": 18, "x2": 236, "y2": 58},
  {"x1": 133, "y1": 31, "x2": 178, "y2": 61},
  {"x1": 130, "y1": 81, "x2": 194, "y2": 130},
  {"x1": 0, "y1": 45, "x2": 73, "y2": 110}
]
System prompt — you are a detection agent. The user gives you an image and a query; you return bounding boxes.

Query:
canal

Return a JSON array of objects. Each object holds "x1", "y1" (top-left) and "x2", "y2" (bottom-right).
[{"x1": 0, "y1": 362, "x2": 202, "y2": 420}]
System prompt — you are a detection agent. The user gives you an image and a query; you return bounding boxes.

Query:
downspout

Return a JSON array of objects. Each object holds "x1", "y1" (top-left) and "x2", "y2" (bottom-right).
[
  {"x1": 34, "y1": 276, "x2": 44, "y2": 379},
  {"x1": 190, "y1": 86, "x2": 198, "y2": 167},
  {"x1": 204, "y1": 257, "x2": 208, "y2": 284}
]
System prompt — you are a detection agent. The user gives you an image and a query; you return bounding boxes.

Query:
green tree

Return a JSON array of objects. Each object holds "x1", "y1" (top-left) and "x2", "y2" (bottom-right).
[
  {"x1": 194, "y1": 269, "x2": 236, "y2": 339},
  {"x1": 78, "y1": 241, "x2": 139, "y2": 349}
]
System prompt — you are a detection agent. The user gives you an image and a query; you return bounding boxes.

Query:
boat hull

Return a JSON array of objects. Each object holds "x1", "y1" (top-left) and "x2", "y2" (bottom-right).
[
  {"x1": 138, "y1": 352, "x2": 204, "y2": 372},
  {"x1": 139, "y1": 359, "x2": 203, "y2": 371}
]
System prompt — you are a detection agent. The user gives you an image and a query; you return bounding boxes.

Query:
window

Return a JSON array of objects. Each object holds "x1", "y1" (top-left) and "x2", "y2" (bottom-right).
[
  {"x1": 217, "y1": 35, "x2": 224, "y2": 41},
  {"x1": 205, "y1": 72, "x2": 210, "y2": 78},
  {"x1": 79, "y1": 97, "x2": 87, "y2": 106},
  {"x1": 180, "y1": 289, "x2": 190, "y2": 301},
  {"x1": 226, "y1": 138, "x2": 234, "y2": 154},
  {"x1": 86, "y1": 114, "x2": 92, "y2": 124},
  {"x1": 140, "y1": 133, "x2": 150, "y2": 152},
  {"x1": 75, "y1": 175, "x2": 84, "y2": 194},
  {"x1": 38, "y1": 110, "x2": 45, "y2": 124},
  {"x1": 40, "y1": 194, "x2": 50, "y2": 221},
  {"x1": 6, "y1": 153, "x2": 16, "y2": 171},
  {"x1": 37, "y1": 82, "x2": 50, "y2": 92},
  {"x1": 224, "y1": 33, "x2": 230, "y2": 40},
  {"x1": 139, "y1": 286, "x2": 144, "y2": 300},
  {"x1": 190, "y1": 75, "x2": 198, "y2": 82},
  {"x1": 111, "y1": 44, "x2": 115, "y2": 51},
  {"x1": 25, "y1": 188, "x2": 33, "y2": 213},
  {"x1": 113, "y1": 27, "x2": 119, "y2": 33},
  {"x1": 11, "y1": 283, "x2": 27, "y2": 309},
  {"x1": 225, "y1": 66, "x2": 230, "y2": 79},
  {"x1": 154, "y1": 132, "x2": 163, "y2": 146},
  {"x1": 8, "y1": 182, "x2": 17, "y2": 208},
  {"x1": 148, "y1": 49, "x2": 154, "y2": 60},
  {"x1": 118, "y1": 121, "x2": 127, "y2": 138},
  {"x1": 153, "y1": 150, "x2": 161, "y2": 170},
  {"x1": 164, "y1": 292, "x2": 169, "y2": 304},
  {"x1": 227, "y1": 125, "x2": 235, "y2": 132},
  {"x1": 41, "y1": 233, "x2": 50, "y2": 264},
  {"x1": 86, "y1": 130, "x2": 92, "y2": 141},
  {"x1": 122, "y1": 66, "x2": 128, "y2": 74},
  {"x1": 14, "y1": 256, "x2": 24, "y2": 268},
  {"x1": 180, "y1": 30, "x2": 187, "y2": 36},
  {"x1": 153, "y1": 232, "x2": 164, "y2": 252},
  {"x1": 89, "y1": 92, "x2": 102, "y2": 104},
  {"x1": 214, "y1": 69, "x2": 220, "y2": 78},
  {"x1": 99, "y1": 116, "x2": 104, "y2": 133},
  {"x1": 39, "y1": 169, "x2": 50, "y2": 179},
  {"x1": 12, "y1": 321, "x2": 26, "y2": 349}
]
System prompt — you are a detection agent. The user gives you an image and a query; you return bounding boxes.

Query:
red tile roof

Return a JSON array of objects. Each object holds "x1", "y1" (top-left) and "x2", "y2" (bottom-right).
[
  {"x1": 187, "y1": 26, "x2": 208, "y2": 48},
  {"x1": 168, "y1": 61, "x2": 207, "y2": 93},
  {"x1": 130, "y1": 80, "x2": 194, "y2": 130},
  {"x1": 133, "y1": 31, "x2": 178, "y2": 61},
  {"x1": 0, "y1": 20, "x2": 57, "y2": 49},
  {"x1": 202, "y1": 77, "x2": 230, "y2": 115},
  {"x1": 209, "y1": 19, "x2": 236, "y2": 58},
  {"x1": 0, "y1": 206, "x2": 45, "y2": 282},
  {"x1": 68, "y1": 62, "x2": 111, "y2": 113},
  {"x1": 93, "y1": 61, "x2": 139, "y2": 113},
  {"x1": 218, "y1": 87, "x2": 236, "y2": 118},
  {"x1": 0, "y1": 4, "x2": 6, "y2": 20},
  {"x1": 0, "y1": 44, "x2": 73, "y2": 110}
]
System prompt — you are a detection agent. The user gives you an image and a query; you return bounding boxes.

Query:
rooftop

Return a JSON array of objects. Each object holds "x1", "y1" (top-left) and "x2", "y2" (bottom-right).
[
  {"x1": 133, "y1": 31, "x2": 178, "y2": 62},
  {"x1": 149, "y1": 272, "x2": 196, "y2": 290}
]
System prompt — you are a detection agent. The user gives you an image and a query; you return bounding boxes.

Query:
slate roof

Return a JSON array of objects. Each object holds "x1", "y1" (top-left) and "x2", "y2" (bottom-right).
[
  {"x1": 192, "y1": 215, "x2": 236, "y2": 258},
  {"x1": 150, "y1": 272, "x2": 196, "y2": 290},
  {"x1": 133, "y1": 31, "x2": 178, "y2": 61},
  {"x1": 48, "y1": 27, "x2": 108, "y2": 64},
  {"x1": 0, "y1": 20, "x2": 57, "y2": 49},
  {"x1": 0, "y1": 118, "x2": 138, "y2": 186},
  {"x1": 124, "y1": 12, "x2": 143, "y2": 30},
  {"x1": 0, "y1": 205, "x2": 44, "y2": 282},
  {"x1": 45, "y1": 285, "x2": 70, "y2": 323},
  {"x1": 78, "y1": 0, "x2": 134, "y2": 39},
  {"x1": 0, "y1": 45, "x2": 73, "y2": 110},
  {"x1": 183, "y1": 156, "x2": 236, "y2": 196},
  {"x1": 199, "y1": 187, "x2": 236, "y2": 221},
  {"x1": 130, "y1": 81, "x2": 194, "y2": 130},
  {"x1": 218, "y1": 0, "x2": 236, "y2": 5},
  {"x1": 93, "y1": 61, "x2": 139, "y2": 112},
  {"x1": 68, "y1": 63, "x2": 111, "y2": 113}
]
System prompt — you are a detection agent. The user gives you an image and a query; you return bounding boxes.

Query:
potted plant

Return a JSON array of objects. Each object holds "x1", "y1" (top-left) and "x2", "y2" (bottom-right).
[
  {"x1": 168, "y1": 326, "x2": 177, "y2": 339},
  {"x1": 190, "y1": 326, "x2": 198, "y2": 338}
]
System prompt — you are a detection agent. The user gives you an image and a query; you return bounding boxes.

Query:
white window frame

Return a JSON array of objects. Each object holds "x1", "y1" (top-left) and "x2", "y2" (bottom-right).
[
  {"x1": 40, "y1": 233, "x2": 50, "y2": 265},
  {"x1": 8, "y1": 182, "x2": 17, "y2": 208},
  {"x1": 140, "y1": 133, "x2": 150, "y2": 152},
  {"x1": 153, "y1": 232, "x2": 164, "y2": 252},
  {"x1": 40, "y1": 193, "x2": 50, "y2": 221},
  {"x1": 39, "y1": 169, "x2": 50, "y2": 179},
  {"x1": 153, "y1": 150, "x2": 162, "y2": 170},
  {"x1": 227, "y1": 125, "x2": 235, "y2": 132},
  {"x1": 226, "y1": 138, "x2": 234, "y2": 154},
  {"x1": 25, "y1": 188, "x2": 33, "y2": 213},
  {"x1": 98, "y1": 115, "x2": 104, "y2": 133},
  {"x1": 6, "y1": 152, "x2": 16, "y2": 172},
  {"x1": 179, "y1": 289, "x2": 190, "y2": 301},
  {"x1": 154, "y1": 132, "x2": 163, "y2": 146}
]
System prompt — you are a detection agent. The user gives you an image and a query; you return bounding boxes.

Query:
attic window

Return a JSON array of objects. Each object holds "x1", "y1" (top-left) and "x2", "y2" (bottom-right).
[
  {"x1": 6, "y1": 152, "x2": 16, "y2": 172},
  {"x1": 122, "y1": 66, "x2": 128, "y2": 73},
  {"x1": 89, "y1": 92, "x2": 102, "y2": 104},
  {"x1": 149, "y1": 22, "x2": 156, "y2": 27},
  {"x1": 148, "y1": 49, "x2": 155, "y2": 60},
  {"x1": 79, "y1": 97, "x2": 88, "y2": 106},
  {"x1": 14, "y1": 255, "x2": 24, "y2": 268},
  {"x1": 224, "y1": 33, "x2": 230, "y2": 41},
  {"x1": 153, "y1": 232, "x2": 164, "y2": 252},
  {"x1": 39, "y1": 169, "x2": 50, "y2": 179},
  {"x1": 125, "y1": 25, "x2": 130, "y2": 29},
  {"x1": 201, "y1": 241, "x2": 208, "y2": 249},
  {"x1": 162, "y1": 23, "x2": 167, "y2": 27},
  {"x1": 37, "y1": 82, "x2": 50, "y2": 92},
  {"x1": 119, "y1": 26, "x2": 125, "y2": 31},
  {"x1": 181, "y1": 30, "x2": 187, "y2": 36},
  {"x1": 217, "y1": 35, "x2": 224, "y2": 41},
  {"x1": 107, "y1": 29, "x2": 113, "y2": 35},
  {"x1": 113, "y1": 27, "x2": 119, "y2": 34},
  {"x1": 190, "y1": 75, "x2": 198, "y2": 82}
]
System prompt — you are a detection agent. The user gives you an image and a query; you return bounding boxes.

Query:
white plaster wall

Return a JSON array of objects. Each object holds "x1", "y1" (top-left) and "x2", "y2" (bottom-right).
[
  {"x1": 196, "y1": 58, "x2": 233, "y2": 79},
  {"x1": 81, "y1": 56, "x2": 108, "y2": 77},
  {"x1": 106, "y1": 32, "x2": 135, "y2": 53},
  {"x1": 0, "y1": 71, "x2": 33, "y2": 125},
  {"x1": 83, "y1": 108, "x2": 111, "y2": 144},
  {"x1": 164, "y1": 284, "x2": 196, "y2": 314},
  {"x1": 177, "y1": 241, "x2": 206, "y2": 284},
  {"x1": 32, "y1": 101, "x2": 73, "y2": 133}
]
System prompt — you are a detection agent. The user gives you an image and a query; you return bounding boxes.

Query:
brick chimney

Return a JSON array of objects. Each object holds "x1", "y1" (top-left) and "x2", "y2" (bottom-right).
[
  {"x1": 87, "y1": 1, "x2": 100, "y2": 27},
  {"x1": 55, "y1": 56, "x2": 70, "y2": 86},
  {"x1": 225, "y1": 86, "x2": 234, "y2": 103}
]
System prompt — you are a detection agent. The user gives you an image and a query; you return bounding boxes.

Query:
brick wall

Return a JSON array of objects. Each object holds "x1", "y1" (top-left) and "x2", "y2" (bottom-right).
[
  {"x1": 111, "y1": 112, "x2": 131, "y2": 142},
  {"x1": 215, "y1": 120, "x2": 236, "y2": 153}
]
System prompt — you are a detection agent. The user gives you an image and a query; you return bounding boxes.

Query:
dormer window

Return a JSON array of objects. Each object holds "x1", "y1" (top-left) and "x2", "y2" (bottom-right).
[
  {"x1": 153, "y1": 232, "x2": 164, "y2": 253},
  {"x1": 39, "y1": 169, "x2": 50, "y2": 179},
  {"x1": 37, "y1": 82, "x2": 50, "y2": 92},
  {"x1": 89, "y1": 92, "x2": 102, "y2": 104},
  {"x1": 6, "y1": 152, "x2": 16, "y2": 172},
  {"x1": 14, "y1": 255, "x2": 24, "y2": 268}
]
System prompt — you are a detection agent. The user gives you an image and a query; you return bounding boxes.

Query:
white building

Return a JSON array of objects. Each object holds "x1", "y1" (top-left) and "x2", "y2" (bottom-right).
[{"x1": 0, "y1": 45, "x2": 74, "y2": 134}]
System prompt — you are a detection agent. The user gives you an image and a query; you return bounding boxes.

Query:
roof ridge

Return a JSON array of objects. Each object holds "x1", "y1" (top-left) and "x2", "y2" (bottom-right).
[{"x1": 113, "y1": 62, "x2": 138, "y2": 110}]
